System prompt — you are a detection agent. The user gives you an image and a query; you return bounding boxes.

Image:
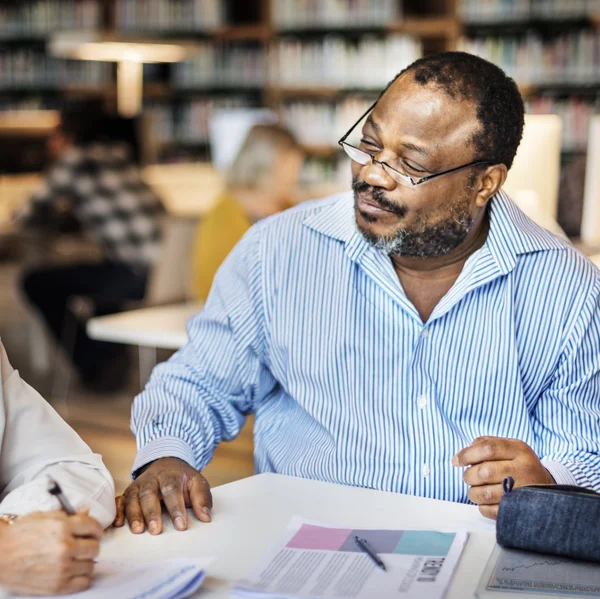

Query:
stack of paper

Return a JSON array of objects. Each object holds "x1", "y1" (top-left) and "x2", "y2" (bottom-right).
[
  {"x1": 234, "y1": 517, "x2": 468, "y2": 599},
  {"x1": 12, "y1": 558, "x2": 207, "y2": 599}
]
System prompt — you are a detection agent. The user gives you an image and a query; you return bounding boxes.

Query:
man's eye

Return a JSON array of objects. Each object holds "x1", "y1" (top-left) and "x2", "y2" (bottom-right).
[
  {"x1": 403, "y1": 161, "x2": 426, "y2": 174},
  {"x1": 360, "y1": 139, "x2": 379, "y2": 152}
]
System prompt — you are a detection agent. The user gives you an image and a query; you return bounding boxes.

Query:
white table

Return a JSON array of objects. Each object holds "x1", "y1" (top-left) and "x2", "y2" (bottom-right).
[
  {"x1": 87, "y1": 302, "x2": 202, "y2": 385},
  {"x1": 100, "y1": 473, "x2": 518, "y2": 599}
]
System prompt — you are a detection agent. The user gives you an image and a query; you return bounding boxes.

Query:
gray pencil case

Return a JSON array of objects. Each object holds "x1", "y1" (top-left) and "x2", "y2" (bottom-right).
[{"x1": 496, "y1": 477, "x2": 600, "y2": 563}]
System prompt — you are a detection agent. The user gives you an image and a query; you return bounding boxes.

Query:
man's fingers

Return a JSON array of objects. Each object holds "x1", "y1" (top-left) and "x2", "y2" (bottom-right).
[
  {"x1": 189, "y1": 475, "x2": 213, "y2": 523},
  {"x1": 159, "y1": 476, "x2": 188, "y2": 531},
  {"x1": 69, "y1": 514, "x2": 103, "y2": 540},
  {"x1": 467, "y1": 483, "x2": 504, "y2": 506},
  {"x1": 452, "y1": 437, "x2": 519, "y2": 467},
  {"x1": 124, "y1": 488, "x2": 146, "y2": 534},
  {"x1": 479, "y1": 504, "x2": 500, "y2": 520},
  {"x1": 463, "y1": 460, "x2": 513, "y2": 486},
  {"x1": 138, "y1": 479, "x2": 163, "y2": 535},
  {"x1": 113, "y1": 496, "x2": 125, "y2": 528}
]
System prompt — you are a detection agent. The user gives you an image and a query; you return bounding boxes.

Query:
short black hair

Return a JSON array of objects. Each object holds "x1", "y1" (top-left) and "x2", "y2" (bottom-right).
[{"x1": 382, "y1": 51, "x2": 525, "y2": 170}]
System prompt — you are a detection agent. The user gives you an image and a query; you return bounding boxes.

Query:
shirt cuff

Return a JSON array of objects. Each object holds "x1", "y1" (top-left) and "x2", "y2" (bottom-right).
[
  {"x1": 541, "y1": 459, "x2": 579, "y2": 486},
  {"x1": 132, "y1": 436, "x2": 197, "y2": 478}
]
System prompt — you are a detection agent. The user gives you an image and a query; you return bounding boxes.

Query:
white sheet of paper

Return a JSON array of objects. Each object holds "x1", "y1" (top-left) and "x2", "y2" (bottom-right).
[
  {"x1": 234, "y1": 517, "x2": 468, "y2": 599},
  {"x1": 11, "y1": 558, "x2": 211, "y2": 599}
]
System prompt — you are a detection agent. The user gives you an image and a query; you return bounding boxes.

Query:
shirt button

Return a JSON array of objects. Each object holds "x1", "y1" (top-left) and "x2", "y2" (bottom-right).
[
  {"x1": 422, "y1": 329, "x2": 430, "y2": 338},
  {"x1": 417, "y1": 394, "x2": 429, "y2": 409},
  {"x1": 422, "y1": 464, "x2": 431, "y2": 477}
]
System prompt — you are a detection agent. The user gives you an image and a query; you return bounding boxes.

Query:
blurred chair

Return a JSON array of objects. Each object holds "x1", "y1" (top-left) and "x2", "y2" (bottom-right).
[
  {"x1": 504, "y1": 114, "x2": 563, "y2": 229},
  {"x1": 580, "y1": 116, "x2": 600, "y2": 247}
]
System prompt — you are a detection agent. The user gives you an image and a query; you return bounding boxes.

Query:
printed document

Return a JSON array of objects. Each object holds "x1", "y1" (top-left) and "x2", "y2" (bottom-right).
[
  {"x1": 234, "y1": 517, "x2": 468, "y2": 599},
  {"x1": 11, "y1": 557, "x2": 209, "y2": 599}
]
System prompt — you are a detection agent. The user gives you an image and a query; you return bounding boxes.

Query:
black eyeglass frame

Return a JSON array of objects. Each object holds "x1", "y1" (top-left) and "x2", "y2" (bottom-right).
[{"x1": 337, "y1": 99, "x2": 498, "y2": 186}]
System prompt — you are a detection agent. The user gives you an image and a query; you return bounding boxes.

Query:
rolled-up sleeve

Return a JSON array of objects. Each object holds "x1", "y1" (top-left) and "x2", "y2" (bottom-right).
[
  {"x1": 0, "y1": 343, "x2": 116, "y2": 528},
  {"x1": 536, "y1": 278, "x2": 600, "y2": 490},
  {"x1": 131, "y1": 224, "x2": 276, "y2": 475}
]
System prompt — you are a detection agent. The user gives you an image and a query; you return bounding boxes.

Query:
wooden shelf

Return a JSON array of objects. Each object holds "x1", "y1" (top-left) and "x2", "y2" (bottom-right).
[
  {"x1": 267, "y1": 86, "x2": 381, "y2": 99},
  {"x1": 389, "y1": 16, "x2": 460, "y2": 38},
  {"x1": 112, "y1": 24, "x2": 271, "y2": 41}
]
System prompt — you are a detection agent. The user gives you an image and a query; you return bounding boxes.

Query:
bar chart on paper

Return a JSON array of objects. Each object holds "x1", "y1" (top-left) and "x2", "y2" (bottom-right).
[{"x1": 234, "y1": 518, "x2": 468, "y2": 599}]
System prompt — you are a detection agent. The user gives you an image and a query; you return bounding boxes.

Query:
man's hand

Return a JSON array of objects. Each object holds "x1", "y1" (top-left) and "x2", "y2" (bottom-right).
[
  {"x1": 114, "y1": 457, "x2": 212, "y2": 535},
  {"x1": 453, "y1": 436, "x2": 554, "y2": 520},
  {"x1": 0, "y1": 509, "x2": 103, "y2": 596}
]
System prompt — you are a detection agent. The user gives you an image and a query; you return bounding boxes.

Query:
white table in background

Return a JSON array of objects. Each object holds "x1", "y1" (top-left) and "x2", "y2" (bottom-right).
[
  {"x1": 100, "y1": 472, "x2": 521, "y2": 599},
  {"x1": 87, "y1": 302, "x2": 202, "y2": 384}
]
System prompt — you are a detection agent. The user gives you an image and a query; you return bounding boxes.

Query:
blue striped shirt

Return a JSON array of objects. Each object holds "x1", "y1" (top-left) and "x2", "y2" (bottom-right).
[{"x1": 132, "y1": 190, "x2": 600, "y2": 502}]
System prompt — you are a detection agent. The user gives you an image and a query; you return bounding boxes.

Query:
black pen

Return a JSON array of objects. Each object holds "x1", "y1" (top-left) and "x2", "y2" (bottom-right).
[
  {"x1": 354, "y1": 535, "x2": 387, "y2": 572},
  {"x1": 48, "y1": 478, "x2": 76, "y2": 515}
]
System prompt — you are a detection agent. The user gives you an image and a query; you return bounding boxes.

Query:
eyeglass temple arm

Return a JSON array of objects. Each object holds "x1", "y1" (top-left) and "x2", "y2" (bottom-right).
[
  {"x1": 417, "y1": 160, "x2": 495, "y2": 184},
  {"x1": 338, "y1": 99, "x2": 380, "y2": 145}
]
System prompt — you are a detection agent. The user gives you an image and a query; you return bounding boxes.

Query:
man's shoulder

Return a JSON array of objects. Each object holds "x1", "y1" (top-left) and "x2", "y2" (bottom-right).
[{"x1": 254, "y1": 191, "x2": 353, "y2": 241}]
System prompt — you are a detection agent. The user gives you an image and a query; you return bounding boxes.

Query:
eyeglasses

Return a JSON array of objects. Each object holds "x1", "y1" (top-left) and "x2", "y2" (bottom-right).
[{"x1": 338, "y1": 99, "x2": 496, "y2": 188}]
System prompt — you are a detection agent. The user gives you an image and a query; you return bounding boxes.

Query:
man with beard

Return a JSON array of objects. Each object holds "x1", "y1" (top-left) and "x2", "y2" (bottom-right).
[{"x1": 116, "y1": 52, "x2": 600, "y2": 534}]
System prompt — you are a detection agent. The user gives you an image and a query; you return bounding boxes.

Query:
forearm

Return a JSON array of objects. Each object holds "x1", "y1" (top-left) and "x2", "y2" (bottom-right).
[
  {"x1": 0, "y1": 459, "x2": 115, "y2": 528},
  {"x1": 131, "y1": 360, "x2": 248, "y2": 475}
]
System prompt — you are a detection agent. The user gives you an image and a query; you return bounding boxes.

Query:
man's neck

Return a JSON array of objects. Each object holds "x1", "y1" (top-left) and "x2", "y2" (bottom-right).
[{"x1": 391, "y1": 209, "x2": 490, "y2": 280}]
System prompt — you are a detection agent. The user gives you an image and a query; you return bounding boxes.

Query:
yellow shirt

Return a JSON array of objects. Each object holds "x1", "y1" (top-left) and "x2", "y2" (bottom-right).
[{"x1": 192, "y1": 192, "x2": 253, "y2": 302}]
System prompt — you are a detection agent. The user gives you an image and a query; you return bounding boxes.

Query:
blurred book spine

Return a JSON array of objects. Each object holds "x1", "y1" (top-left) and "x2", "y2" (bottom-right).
[
  {"x1": 459, "y1": 32, "x2": 600, "y2": 86},
  {"x1": 174, "y1": 43, "x2": 266, "y2": 88},
  {"x1": 272, "y1": 0, "x2": 401, "y2": 29},
  {"x1": 281, "y1": 96, "x2": 377, "y2": 145},
  {"x1": 301, "y1": 155, "x2": 350, "y2": 186},
  {"x1": 0, "y1": 0, "x2": 101, "y2": 37},
  {"x1": 459, "y1": 0, "x2": 599, "y2": 23},
  {"x1": 0, "y1": 49, "x2": 111, "y2": 88},
  {"x1": 527, "y1": 96, "x2": 599, "y2": 151},
  {"x1": 270, "y1": 35, "x2": 421, "y2": 88},
  {"x1": 116, "y1": 0, "x2": 225, "y2": 32}
]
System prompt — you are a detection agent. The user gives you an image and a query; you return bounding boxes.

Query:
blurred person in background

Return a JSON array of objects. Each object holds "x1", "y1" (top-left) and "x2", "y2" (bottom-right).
[
  {"x1": 15, "y1": 102, "x2": 164, "y2": 393},
  {"x1": 0, "y1": 339, "x2": 114, "y2": 595},
  {"x1": 192, "y1": 124, "x2": 304, "y2": 301}
]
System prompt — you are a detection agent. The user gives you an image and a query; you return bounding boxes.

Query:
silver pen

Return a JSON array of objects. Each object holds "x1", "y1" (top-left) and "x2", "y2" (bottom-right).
[{"x1": 354, "y1": 535, "x2": 387, "y2": 572}]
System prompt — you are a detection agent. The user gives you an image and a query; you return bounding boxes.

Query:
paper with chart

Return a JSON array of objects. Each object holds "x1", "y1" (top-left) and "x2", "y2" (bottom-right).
[
  {"x1": 234, "y1": 517, "x2": 468, "y2": 599},
  {"x1": 11, "y1": 557, "x2": 210, "y2": 599},
  {"x1": 480, "y1": 545, "x2": 600, "y2": 598}
]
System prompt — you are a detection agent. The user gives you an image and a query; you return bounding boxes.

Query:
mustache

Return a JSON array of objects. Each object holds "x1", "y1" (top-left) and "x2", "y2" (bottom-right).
[{"x1": 352, "y1": 178, "x2": 407, "y2": 218}]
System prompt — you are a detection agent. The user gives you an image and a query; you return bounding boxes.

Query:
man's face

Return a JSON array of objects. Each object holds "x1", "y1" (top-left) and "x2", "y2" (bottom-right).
[{"x1": 351, "y1": 74, "x2": 483, "y2": 258}]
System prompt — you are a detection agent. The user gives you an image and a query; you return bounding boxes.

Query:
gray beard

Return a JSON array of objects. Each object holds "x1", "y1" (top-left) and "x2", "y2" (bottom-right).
[{"x1": 356, "y1": 214, "x2": 474, "y2": 258}]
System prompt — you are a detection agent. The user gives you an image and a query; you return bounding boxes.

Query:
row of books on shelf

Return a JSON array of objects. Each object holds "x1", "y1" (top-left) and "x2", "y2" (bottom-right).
[
  {"x1": 281, "y1": 97, "x2": 377, "y2": 146},
  {"x1": 143, "y1": 93, "x2": 599, "y2": 154},
  {"x1": 460, "y1": 0, "x2": 600, "y2": 23},
  {"x1": 460, "y1": 32, "x2": 600, "y2": 86},
  {"x1": 0, "y1": 51, "x2": 110, "y2": 88},
  {"x1": 145, "y1": 97, "x2": 254, "y2": 144},
  {"x1": 173, "y1": 43, "x2": 266, "y2": 88},
  {"x1": 273, "y1": 0, "x2": 401, "y2": 29},
  {"x1": 268, "y1": 36, "x2": 421, "y2": 89},
  {"x1": 116, "y1": 0, "x2": 225, "y2": 32},
  {"x1": 171, "y1": 36, "x2": 422, "y2": 90},
  {"x1": 0, "y1": 1, "x2": 101, "y2": 37},
  {"x1": 301, "y1": 155, "x2": 350, "y2": 187}
]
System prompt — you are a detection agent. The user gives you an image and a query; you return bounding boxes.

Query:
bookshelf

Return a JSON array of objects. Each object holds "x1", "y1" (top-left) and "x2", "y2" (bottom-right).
[{"x1": 0, "y1": 0, "x2": 598, "y2": 232}]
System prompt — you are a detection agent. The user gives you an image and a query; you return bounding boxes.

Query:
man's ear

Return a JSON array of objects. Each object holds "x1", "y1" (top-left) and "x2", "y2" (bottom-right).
[{"x1": 474, "y1": 164, "x2": 508, "y2": 208}]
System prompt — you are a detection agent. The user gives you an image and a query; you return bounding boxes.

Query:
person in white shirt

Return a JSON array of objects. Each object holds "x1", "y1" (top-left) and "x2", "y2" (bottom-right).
[{"x1": 0, "y1": 341, "x2": 115, "y2": 596}]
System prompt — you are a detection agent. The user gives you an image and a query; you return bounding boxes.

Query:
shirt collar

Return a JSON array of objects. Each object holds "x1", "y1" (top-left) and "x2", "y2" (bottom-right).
[{"x1": 303, "y1": 189, "x2": 567, "y2": 274}]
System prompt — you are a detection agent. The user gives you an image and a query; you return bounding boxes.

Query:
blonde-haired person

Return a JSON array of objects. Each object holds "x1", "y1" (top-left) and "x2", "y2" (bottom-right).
[{"x1": 192, "y1": 124, "x2": 304, "y2": 301}]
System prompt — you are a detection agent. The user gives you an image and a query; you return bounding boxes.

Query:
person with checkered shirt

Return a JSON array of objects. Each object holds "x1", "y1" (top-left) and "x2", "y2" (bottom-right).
[{"x1": 17, "y1": 104, "x2": 164, "y2": 392}]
